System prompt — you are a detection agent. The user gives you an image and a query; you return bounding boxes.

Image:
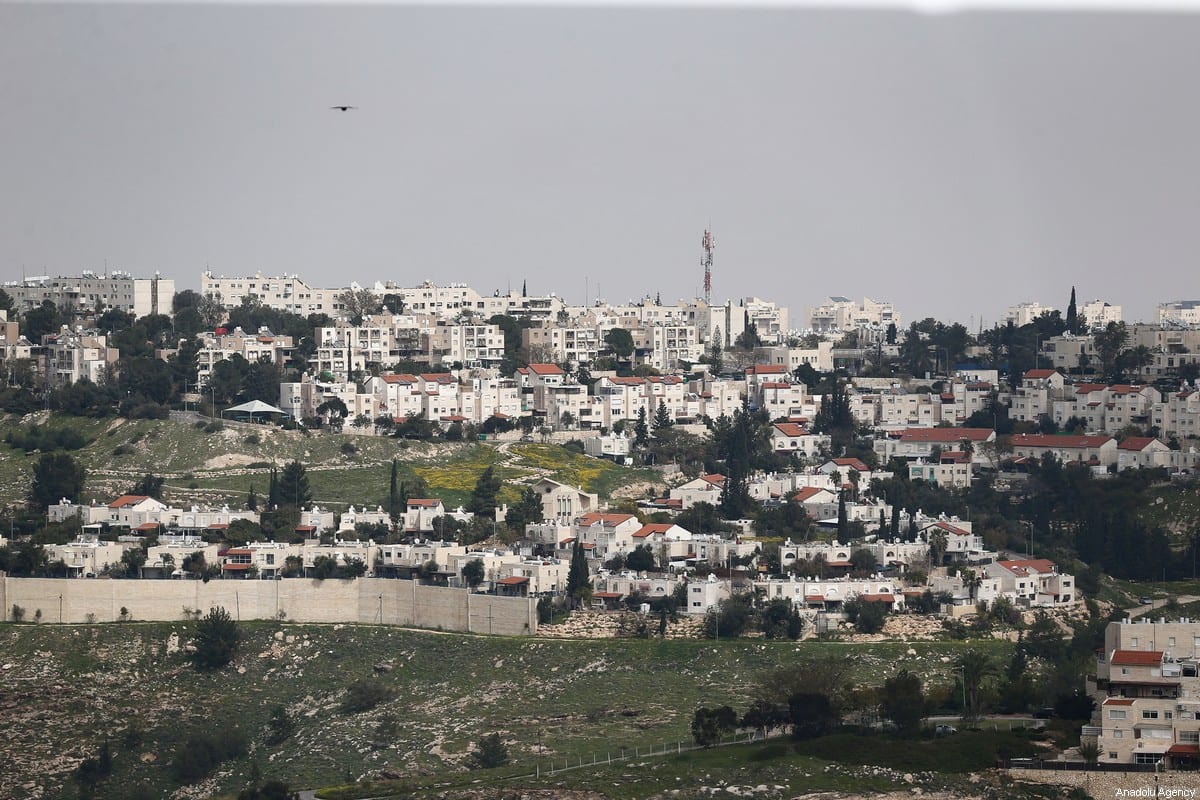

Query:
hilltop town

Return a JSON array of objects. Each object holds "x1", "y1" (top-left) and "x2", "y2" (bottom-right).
[{"x1": 3, "y1": 270, "x2": 1200, "y2": 798}]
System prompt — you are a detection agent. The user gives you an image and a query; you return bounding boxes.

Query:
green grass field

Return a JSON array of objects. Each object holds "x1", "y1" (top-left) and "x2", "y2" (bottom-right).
[
  {"x1": 0, "y1": 413, "x2": 660, "y2": 512},
  {"x1": 0, "y1": 620, "x2": 1021, "y2": 800}
]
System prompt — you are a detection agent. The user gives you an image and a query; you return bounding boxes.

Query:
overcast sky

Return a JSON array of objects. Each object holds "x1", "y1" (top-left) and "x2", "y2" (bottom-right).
[{"x1": 3, "y1": 2, "x2": 1200, "y2": 329}]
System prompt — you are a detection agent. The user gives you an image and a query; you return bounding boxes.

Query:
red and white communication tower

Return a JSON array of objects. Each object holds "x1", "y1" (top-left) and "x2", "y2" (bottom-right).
[{"x1": 701, "y1": 227, "x2": 714, "y2": 305}]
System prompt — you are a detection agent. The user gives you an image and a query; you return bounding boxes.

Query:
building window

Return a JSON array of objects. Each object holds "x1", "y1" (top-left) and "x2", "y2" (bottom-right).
[
  {"x1": 1109, "y1": 710, "x2": 1127, "y2": 719},
  {"x1": 1142, "y1": 710, "x2": 1159, "y2": 720},
  {"x1": 1112, "y1": 729, "x2": 1123, "y2": 738}
]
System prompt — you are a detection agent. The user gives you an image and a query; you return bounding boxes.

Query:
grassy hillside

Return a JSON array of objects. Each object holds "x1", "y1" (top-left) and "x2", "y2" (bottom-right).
[
  {"x1": 0, "y1": 621, "x2": 1021, "y2": 800},
  {"x1": 0, "y1": 412, "x2": 661, "y2": 511}
]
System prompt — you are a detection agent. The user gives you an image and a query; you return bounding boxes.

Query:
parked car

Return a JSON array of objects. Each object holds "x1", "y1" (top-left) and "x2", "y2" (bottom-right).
[
  {"x1": 1140, "y1": 596, "x2": 1153, "y2": 605},
  {"x1": 935, "y1": 724, "x2": 957, "y2": 735},
  {"x1": 1033, "y1": 707, "x2": 1056, "y2": 719}
]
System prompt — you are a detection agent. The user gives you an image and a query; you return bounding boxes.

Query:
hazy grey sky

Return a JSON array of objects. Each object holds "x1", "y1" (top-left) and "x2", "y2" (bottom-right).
[{"x1": 3, "y1": 3, "x2": 1200, "y2": 328}]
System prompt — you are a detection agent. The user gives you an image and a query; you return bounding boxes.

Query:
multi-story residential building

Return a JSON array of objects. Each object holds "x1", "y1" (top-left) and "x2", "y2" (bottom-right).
[
  {"x1": 770, "y1": 423, "x2": 825, "y2": 458},
  {"x1": 221, "y1": 541, "x2": 301, "y2": 579},
  {"x1": 907, "y1": 452, "x2": 973, "y2": 489},
  {"x1": 39, "y1": 326, "x2": 119, "y2": 387},
  {"x1": 0, "y1": 311, "x2": 33, "y2": 366},
  {"x1": 1010, "y1": 369, "x2": 1068, "y2": 423},
  {"x1": 757, "y1": 341, "x2": 836, "y2": 374},
  {"x1": 1080, "y1": 299, "x2": 1122, "y2": 330},
  {"x1": 640, "y1": 323, "x2": 701, "y2": 371},
  {"x1": 523, "y1": 324, "x2": 601, "y2": 366},
  {"x1": 528, "y1": 478, "x2": 599, "y2": 523},
  {"x1": 743, "y1": 297, "x2": 789, "y2": 345},
  {"x1": 201, "y1": 270, "x2": 342, "y2": 318},
  {"x1": 1153, "y1": 387, "x2": 1200, "y2": 441},
  {"x1": 1005, "y1": 301, "x2": 1057, "y2": 327},
  {"x1": 755, "y1": 574, "x2": 904, "y2": 612},
  {"x1": 807, "y1": 297, "x2": 900, "y2": 333},
  {"x1": 1040, "y1": 334, "x2": 1097, "y2": 374},
  {"x1": 44, "y1": 535, "x2": 137, "y2": 578},
  {"x1": 197, "y1": 327, "x2": 294, "y2": 386},
  {"x1": 873, "y1": 427, "x2": 996, "y2": 463},
  {"x1": 1008, "y1": 433, "x2": 1118, "y2": 468},
  {"x1": 983, "y1": 558, "x2": 1075, "y2": 607},
  {"x1": 427, "y1": 322, "x2": 506, "y2": 368},
  {"x1": 5, "y1": 271, "x2": 174, "y2": 318},
  {"x1": 279, "y1": 375, "x2": 379, "y2": 423},
  {"x1": 1049, "y1": 383, "x2": 1158, "y2": 433},
  {"x1": 1092, "y1": 618, "x2": 1200, "y2": 768},
  {"x1": 1157, "y1": 300, "x2": 1200, "y2": 326}
]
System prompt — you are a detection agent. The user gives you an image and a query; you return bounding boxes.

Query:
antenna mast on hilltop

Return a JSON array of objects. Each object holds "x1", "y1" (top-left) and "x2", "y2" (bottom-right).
[{"x1": 701, "y1": 227, "x2": 715, "y2": 305}]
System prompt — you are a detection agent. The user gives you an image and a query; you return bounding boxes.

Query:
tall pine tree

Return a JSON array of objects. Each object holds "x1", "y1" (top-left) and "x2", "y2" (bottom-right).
[
  {"x1": 566, "y1": 539, "x2": 591, "y2": 608},
  {"x1": 1066, "y1": 286, "x2": 1078, "y2": 335}
]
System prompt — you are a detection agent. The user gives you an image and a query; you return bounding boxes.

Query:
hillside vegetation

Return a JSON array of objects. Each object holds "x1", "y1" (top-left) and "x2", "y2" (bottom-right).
[
  {"x1": 0, "y1": 413, "x2": 660, "y2": 511},
  {"x1": 0, "y1": 620, "x2": 1024, "y2": 800}
]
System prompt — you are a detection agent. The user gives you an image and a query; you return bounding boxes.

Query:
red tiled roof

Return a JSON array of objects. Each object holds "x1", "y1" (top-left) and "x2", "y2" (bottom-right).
[
  {"x1": 224, "y1": 548, "x2": 253, "y2": 555},
  {"x1": 1024, "y1": 369, "x2": 1056, "y2": 379},
  {"x1": 745, "y1": 364, "x2": 786, "y2": 374},
  {"x1": 1168, "y1": 744, "x2": 1200, "y2": 756},
  {"x1": 859, "y1": 593, "x2": 895, "y2": 603},
  {"x1": 1010, "y1": 434, "x2": 1114, "y2": 449},
  {"x1": 633, "y1": 524, "x2": 674, "y2": 538},
  {"x1": 295, "y1": 524, "x2": 318, "y2": 532},
  {"x1": 207, "y1": 523, "x2": 229, "y2": 530},
  {"x1": 107, "y1": 495, "x2": 150, "y2": 509},
  {"x1": 831, "y1": 457, "x2": 870, "y2": 471},
  {"x1": 1103, "y1": 698, "x2": 1135, "y2": 706},
  {"x1": 407, "y1": 498, "x2": 442, "y2": 507},
  {"x1": 592, "y1": 591, "x2": 622, "y2": 599},
  {"x1": 1117, "y1": 437, "x2": 1157, "y2": 451},
  {"x1": 804, "y1": 595, "x2": 825, "y2": 603},
  {"x1": 792, "y1": 486, "x2": 830, "y2": 503},
  {"x1": 773, "y1": 422, "x2": 809, "y2": 438},
  {"x1": 133, "y1": 522, "x2": 159, "y2": 531},
  {"x1": 898, "y1": 428, "x2": 993, "y2": 443},
  {"x1": 578, "y1": 512, "x2": 636, "y2": 527},
  {"x1": 1073, "y1": 383, "x2": 1109, "y2": 394},
  {"x1": 381, "y1": 373, "x2": 419, "y2": 384},
  {"x1": 701, "y1": 474, "x2": 726, "y2": 485},
  {"x1": 528, "y1": 363, "x2": 565, "y2": 375},
  {"x1": 496, "y1": 576, "x2": 529, "y2": 585},
  {"x1": 223, "y1": 563, "x2": 252, "y2": 571},
  {"x1": 1110, "y1": 650, "x2": 1164, "y2": 666}
]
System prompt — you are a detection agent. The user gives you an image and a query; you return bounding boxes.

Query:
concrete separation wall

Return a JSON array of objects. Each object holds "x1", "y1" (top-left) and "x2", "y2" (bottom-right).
[{"x1": 0, "y1": 576, "x2": 536, "y2": 636}]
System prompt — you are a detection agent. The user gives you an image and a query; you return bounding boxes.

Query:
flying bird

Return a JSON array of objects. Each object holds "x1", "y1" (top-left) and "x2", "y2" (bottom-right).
[{"x1": 330, "y1": 105, "x2": 357, "y2": 112}]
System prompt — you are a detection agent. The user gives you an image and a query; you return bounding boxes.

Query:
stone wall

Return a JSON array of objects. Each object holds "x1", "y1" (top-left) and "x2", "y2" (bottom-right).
[
  {"x1": 0, "y1": 576, "x2": 535, "y2": 636},
  {"x1": 1012, "y1": 768, "x2": 1197, "y2": 800}
]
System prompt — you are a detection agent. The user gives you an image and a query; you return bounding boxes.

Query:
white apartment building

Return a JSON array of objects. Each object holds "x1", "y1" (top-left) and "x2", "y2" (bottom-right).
[
  {"x1": 1157, "y1": 300, "x2": 1200, "y2": 326},
  {"x1": 757, "y1": 341, "x2": 836, "y2": 374},
  {"x1": 427, "y1": 322, "x2": 506, "y2": 368},
  {"x1": 983, "y1": 558, "x2": 1075, "y2": 607},
  {"x1": 4, "y1": 271, "x2": 174, "y2": 318},
  {"x1": 197, "y1": 327, "x2": 294, "y2": 385},
  {"x1": 201, "y1": 271, "x2": 343, "y2": 318},
  {"x1": 1080, "y1": 300, "x2": 1122, "y2": 329},
  {"x1": 1153, "y1": 388, "x2": 1200, "y2": 441},
  {"x1": 40, "y1": 327, "x2": 119, "y2": 387},
  {"x1": 1005, "y1": 301, "x2": 1057, "y2": 327},
  {"x1": 807, "y1": 297, "x2": 899, "y2": 333},
  {"x1": 1092, "y1": 618, "x2": 1200, "y2": 768}
]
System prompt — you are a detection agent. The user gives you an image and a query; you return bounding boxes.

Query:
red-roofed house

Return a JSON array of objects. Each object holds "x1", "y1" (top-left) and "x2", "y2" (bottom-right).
[
  {"x1": 576, "y1": 512, "x2": 644, "y2": 558},
  {"x1": 985, "y1": 559, "x2": 1074, "y2": 606},
  {"x1": 771, "y1": 422, "x2": 824, "y2": 457},
  {"x1": 670, "y1": 474, "x2": 727, "y2": 510},
  {"x1": 1116, "y1": 437, "x2": 1174, "y2": 471},
  {"x1": 874, "y1": 427, "x2": 995, "y2": 463},
  {"x1": 106, "y1": 495, "x2": 169, "y2": 528},
  {"x1": 1009, "y1": 433, "x2": 1118, "y2": 468},
  {"x1": 1093, "y1": 617, "x2": 1200, "y2": 765}
]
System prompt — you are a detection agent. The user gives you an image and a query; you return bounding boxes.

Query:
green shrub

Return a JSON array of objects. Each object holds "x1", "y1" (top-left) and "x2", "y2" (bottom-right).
[
  {"x1": 171, "y1": 728, "x2": 247, "y2": 784},
  {"x1": 340, "y1": 679, "x2": 394, "y2": 714}
]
